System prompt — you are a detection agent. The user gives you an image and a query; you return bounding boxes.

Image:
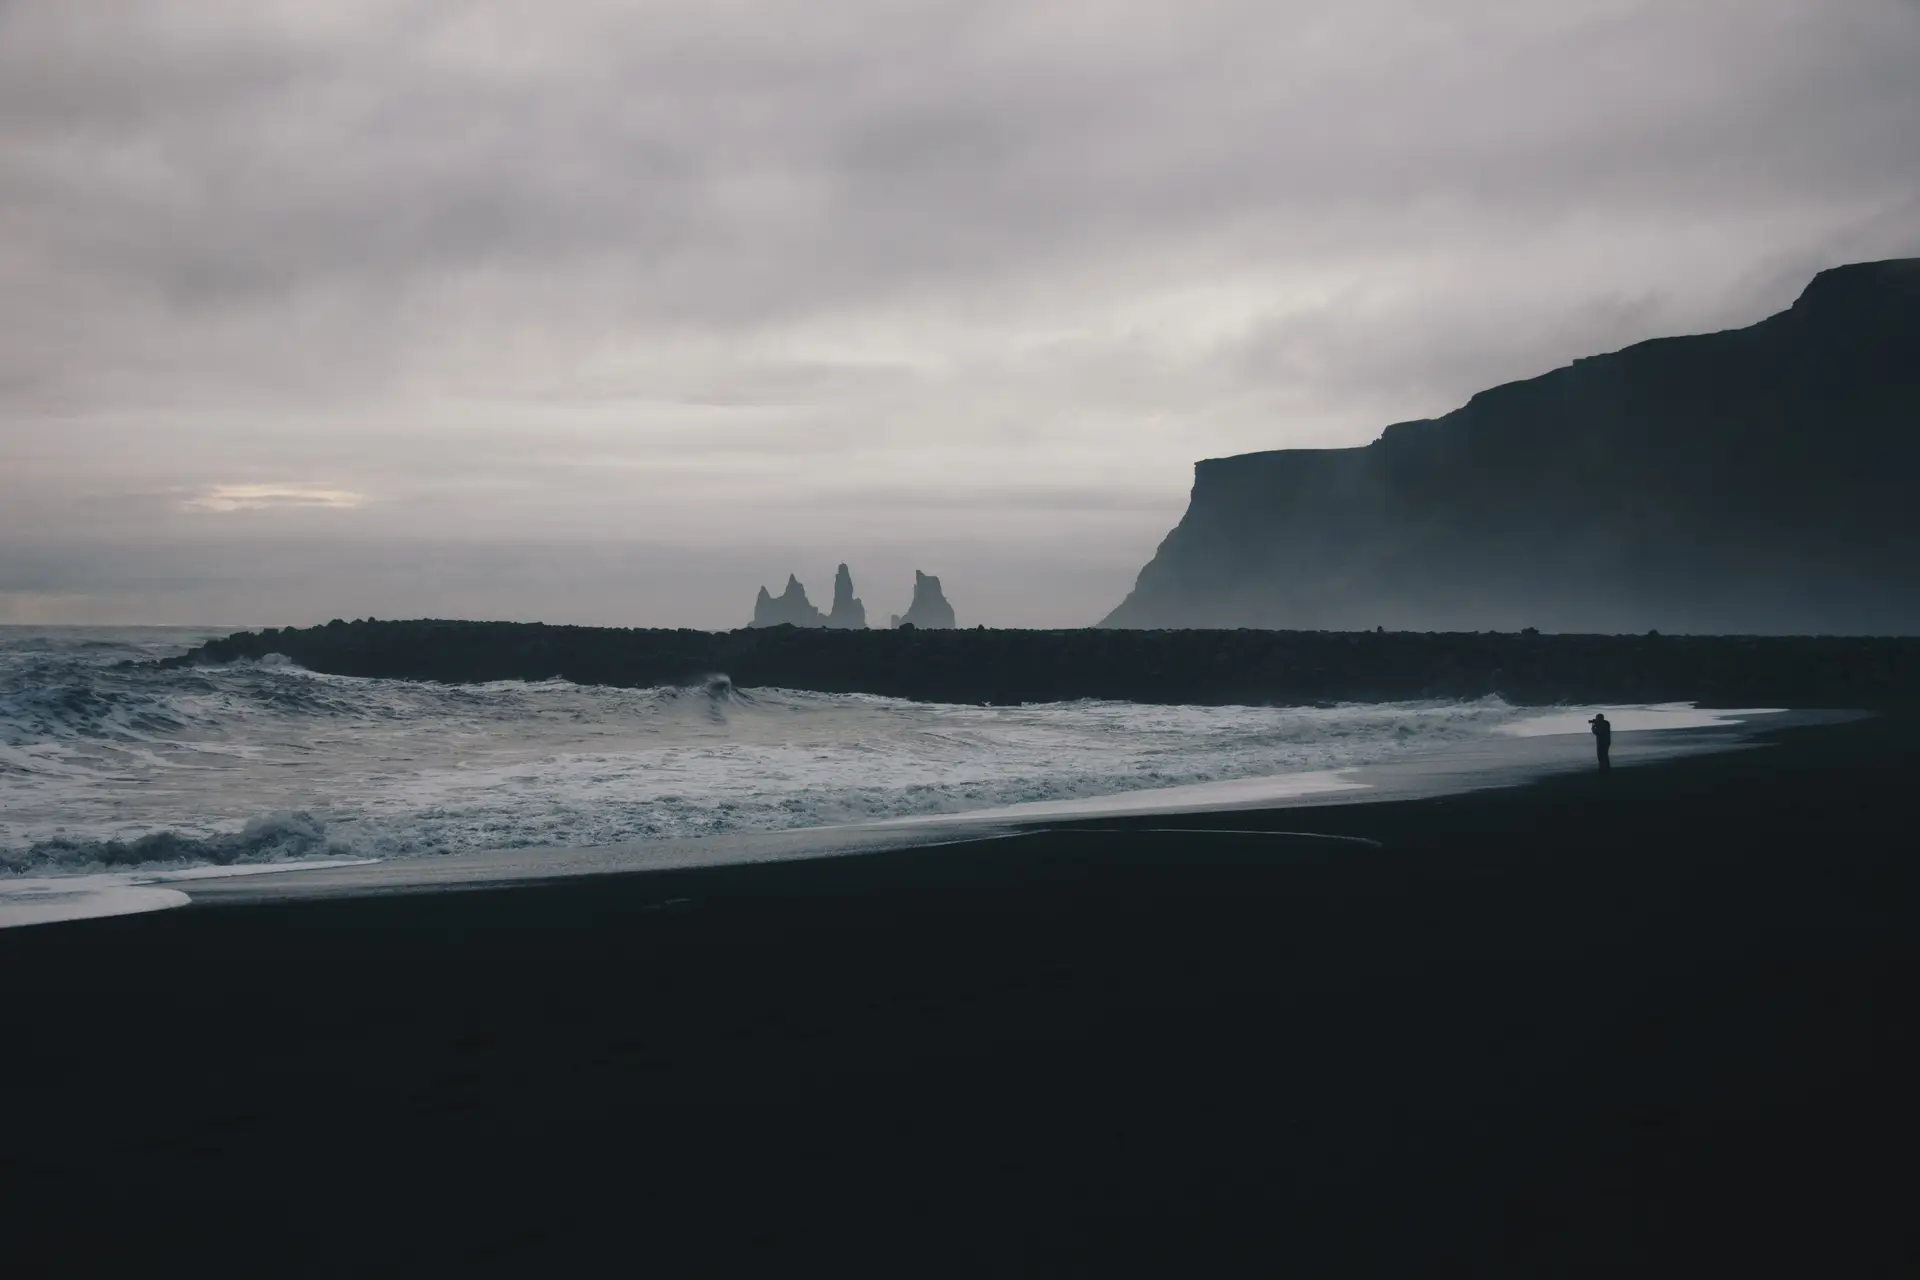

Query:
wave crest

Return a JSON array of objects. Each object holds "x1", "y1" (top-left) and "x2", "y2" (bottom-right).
[{"x1": 5, "y1": 811, "x2": 340, "y2": 875}]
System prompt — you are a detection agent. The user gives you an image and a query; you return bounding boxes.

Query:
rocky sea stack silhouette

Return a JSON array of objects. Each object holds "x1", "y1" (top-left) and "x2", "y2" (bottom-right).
[
  {"x1": 751, "y1": 565, "x2": 870, "y2": 629},
  {"x1": 826, "y1": 563, "x2": 867, "y2": 630},
  {"x1": 1104, "y1": 257, "x2": 1920, "y2": 634},
  {"x1": 751, "y1": 574, "x2": 826, "y2": 628},
  {"x1": 891, "y1": 571, "x2": 956, "y2": 629}
]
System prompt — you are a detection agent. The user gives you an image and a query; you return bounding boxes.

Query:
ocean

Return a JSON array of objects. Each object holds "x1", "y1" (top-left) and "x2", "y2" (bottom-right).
[{"x1": 0, "y1": 625, "x2": 1758, "y2": 879}]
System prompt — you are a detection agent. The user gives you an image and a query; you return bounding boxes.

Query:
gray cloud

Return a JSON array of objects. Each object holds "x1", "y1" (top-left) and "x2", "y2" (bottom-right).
[{"x1": 3, "y1": 0, "x2": 1918, "y2": 625}]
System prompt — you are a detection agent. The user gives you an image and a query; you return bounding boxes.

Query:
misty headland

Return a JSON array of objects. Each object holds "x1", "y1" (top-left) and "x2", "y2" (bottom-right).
[{"x1": 1110, "y1": 257, "x2": 1920, "y2": 633}]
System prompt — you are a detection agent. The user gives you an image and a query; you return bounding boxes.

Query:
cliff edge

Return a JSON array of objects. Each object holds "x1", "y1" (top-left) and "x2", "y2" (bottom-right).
[{"x1": 1103, "y1": 258, "x2": 1920, "y2": 633}]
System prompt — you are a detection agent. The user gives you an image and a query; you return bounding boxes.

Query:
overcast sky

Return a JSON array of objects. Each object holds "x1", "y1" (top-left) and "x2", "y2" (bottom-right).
[{"x1": 3, "y1": 0, "x2": 1917, "y2": 628}]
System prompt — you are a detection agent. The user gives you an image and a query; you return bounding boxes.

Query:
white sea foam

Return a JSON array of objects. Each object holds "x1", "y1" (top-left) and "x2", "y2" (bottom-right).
[
  {"x1": 0, "y1": 859, "x2": 380, "y2": 929},
  {"x1": 878, "y1": 769, "x2": 1371, "y2": 824},
  {"x1": 1499, "y1": 702, "x2": 1785, "y2": 737},
  {"x1": 0, "y1": 627, "x2": 1781, "y2": 883},
  {"x1": 0, "y1": 877, "x2": 190, "y2": 928}
]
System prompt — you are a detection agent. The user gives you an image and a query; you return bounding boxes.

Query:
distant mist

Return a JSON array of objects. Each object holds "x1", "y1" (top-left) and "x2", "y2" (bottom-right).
[
  {"x1": 3, "y1": 1, "x2": 1918, "y2": 626},
  {"x1": 0, "y1": 535, "x2": 1155, "y2": 631}
]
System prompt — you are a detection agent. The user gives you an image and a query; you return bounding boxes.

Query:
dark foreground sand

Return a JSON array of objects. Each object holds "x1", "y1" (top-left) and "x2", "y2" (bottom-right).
[{"x1": 4, "y1": 715, "x2": 1914, "y2": 1275}]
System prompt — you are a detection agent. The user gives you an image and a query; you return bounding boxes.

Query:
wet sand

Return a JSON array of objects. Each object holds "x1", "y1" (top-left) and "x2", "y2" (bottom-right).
[{"x1": 3, "y1": 713, "x2": 1913, "y2": 1274}]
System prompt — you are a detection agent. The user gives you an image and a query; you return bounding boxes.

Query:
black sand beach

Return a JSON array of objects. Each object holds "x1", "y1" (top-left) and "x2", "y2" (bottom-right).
[{"x1": 4, "y1": 714, "x2": 1913, "y2": 1275}]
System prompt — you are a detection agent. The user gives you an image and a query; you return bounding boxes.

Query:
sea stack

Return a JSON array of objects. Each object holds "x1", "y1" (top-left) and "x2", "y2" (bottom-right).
[
  {"x1": 825, "y1": 563, "x2": 867, "y2": 629},
  {"x1": 751, "y1": 574, "x2": 827, "y2": 627},
  {"x1": 890, "y1": 570, "x2": 957, "y2": 629}
]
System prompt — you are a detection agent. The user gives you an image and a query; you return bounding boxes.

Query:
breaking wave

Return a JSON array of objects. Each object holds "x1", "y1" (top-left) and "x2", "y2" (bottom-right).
[
  {"x1": 6, "y1": 812, "x2": 339, "y2": 875},
  {"x1": 3, "y1": 626, "x2": 1544, "y2": 876}
]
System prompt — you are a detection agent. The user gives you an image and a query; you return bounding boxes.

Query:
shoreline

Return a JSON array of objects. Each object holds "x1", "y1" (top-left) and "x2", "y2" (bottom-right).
[
  {"x1": 2, "y1": 709, "x2": 1911, "y2": 1271},
  {"x1": 4, "y1": 704, "x2": 1839, "y2": 924}
]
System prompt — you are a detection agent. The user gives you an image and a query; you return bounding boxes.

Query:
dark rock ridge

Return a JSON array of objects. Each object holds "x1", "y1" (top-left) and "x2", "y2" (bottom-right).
[
  {"x1": 1104, "y1": 258, "x2": 1920, "y2": 634},
  {"x1": 826, "y1": 564, "x2": 867, "y2": 630},
  {"x1": 160, "y1": 618, "x2": 1920, "y2": 709},
  {"x1": 752, "y1": 575, "x2": 826, "y2": 628},
  {"x1": 891, "y1": 571, "x2": 956, "y2": 629}
]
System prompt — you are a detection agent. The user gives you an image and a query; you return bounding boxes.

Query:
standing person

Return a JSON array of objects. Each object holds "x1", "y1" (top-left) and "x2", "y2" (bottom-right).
[{"x1": 1590, "y1": 713, "x2": 1612, "y2": 773}]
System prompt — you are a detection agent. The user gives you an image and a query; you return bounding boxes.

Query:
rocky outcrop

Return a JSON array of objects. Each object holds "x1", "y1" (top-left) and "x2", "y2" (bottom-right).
[
  {"x1": 169, "y1": 619, "x2": 1920, "y2": 709},
  {"x1": 891, "y1": 570, "x2": 956, "y2": 629},
  {"x1": 825, "y1": 564, "x2": 867, "y2": 630},
  {"x1": 751, "y1": 574, "x2": 826, "y2": 628},
  {"x1": 1104, "y1": 258, "x2": 1920, "y2": 634}
]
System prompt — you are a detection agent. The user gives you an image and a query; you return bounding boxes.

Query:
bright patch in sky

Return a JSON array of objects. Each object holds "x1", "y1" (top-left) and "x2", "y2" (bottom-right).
[{"x1": 184, "y1": 485, "x2": 368, "y2": 514}]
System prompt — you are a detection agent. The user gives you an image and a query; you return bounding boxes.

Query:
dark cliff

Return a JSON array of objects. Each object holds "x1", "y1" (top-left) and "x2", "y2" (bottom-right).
[{"x1": 1104, "y1": 258, "x2": 1920, "y2": 633}]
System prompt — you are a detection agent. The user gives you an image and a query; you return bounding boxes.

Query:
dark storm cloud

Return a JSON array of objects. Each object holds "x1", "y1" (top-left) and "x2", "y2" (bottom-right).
[{"x1": 3, "y1": 0, "x2": 1918, "y2": 624}]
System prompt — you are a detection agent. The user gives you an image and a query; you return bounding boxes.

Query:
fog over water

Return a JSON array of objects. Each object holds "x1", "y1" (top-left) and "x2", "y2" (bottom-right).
[{"x1": 3, "y1": 2, "x2": 1918, "y2": 627}]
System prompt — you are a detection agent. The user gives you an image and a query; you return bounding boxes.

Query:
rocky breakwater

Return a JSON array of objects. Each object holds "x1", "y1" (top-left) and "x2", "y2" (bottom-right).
[{"x1": 159, "y1": 619, "x2": 1920, "y2": 710}]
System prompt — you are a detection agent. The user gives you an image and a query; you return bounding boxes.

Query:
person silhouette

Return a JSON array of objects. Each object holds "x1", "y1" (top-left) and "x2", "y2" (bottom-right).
[{"x1": 1589, "y1": 713, "x2": 1612, "y2": 773}]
